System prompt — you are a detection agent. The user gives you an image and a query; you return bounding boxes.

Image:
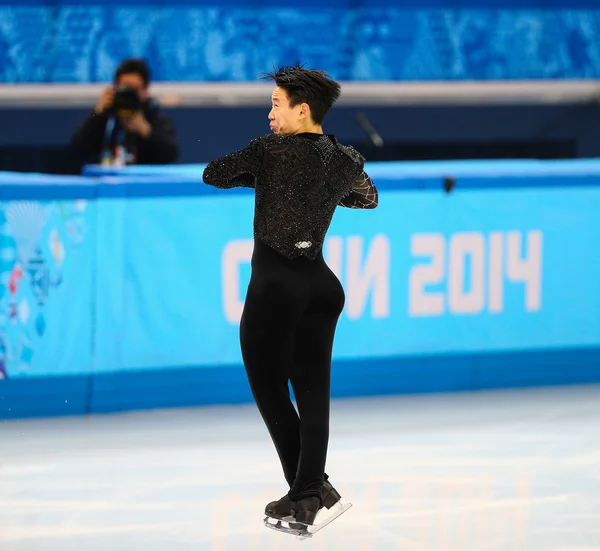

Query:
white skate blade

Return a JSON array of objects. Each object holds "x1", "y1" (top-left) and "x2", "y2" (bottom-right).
[
  {"x1": 263, "y1": 517, "x2": 310, "y2": 538},
  {"x1": 263, "y1": 500, "x2": 352, "y2": 541},
  {"x1": 306, "y1": 501, "x2": 352, "y2": 538}
]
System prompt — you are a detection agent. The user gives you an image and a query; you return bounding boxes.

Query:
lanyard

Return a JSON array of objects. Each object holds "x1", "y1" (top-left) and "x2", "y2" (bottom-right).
[
  {"x1": 102, "y1": 116, "x2": 129, "y2": 164},
  {"x1": 103, "y1": 115, "x2": 115, "y2": 147}
]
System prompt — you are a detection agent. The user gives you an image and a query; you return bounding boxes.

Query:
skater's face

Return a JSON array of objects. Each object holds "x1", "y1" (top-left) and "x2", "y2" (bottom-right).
[{"x1": 268, "y1": 87, "x2": 310, "y2": 135}]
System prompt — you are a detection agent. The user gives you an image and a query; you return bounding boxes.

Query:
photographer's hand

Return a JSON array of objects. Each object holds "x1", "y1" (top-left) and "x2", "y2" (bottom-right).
[
  {"x1": 94, "y1": 86, "x2": 115, "y2": 115},
  {"x1": 121, "y1": 111, "x2": 152, "y2": 138}
]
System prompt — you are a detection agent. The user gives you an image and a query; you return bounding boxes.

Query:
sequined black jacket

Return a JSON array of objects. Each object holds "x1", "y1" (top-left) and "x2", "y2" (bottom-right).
[{"x1": 202, "y1": 133, "x2": 378, "y2": 259}]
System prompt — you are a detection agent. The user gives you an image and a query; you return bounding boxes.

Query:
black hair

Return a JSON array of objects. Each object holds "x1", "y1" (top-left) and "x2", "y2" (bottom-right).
[
  {"x1": 261, "y1": 63, "x2": 341, "y2": 125},
  {"x1": 115, "y1": 58, "x2": 151, "y2": 86}
]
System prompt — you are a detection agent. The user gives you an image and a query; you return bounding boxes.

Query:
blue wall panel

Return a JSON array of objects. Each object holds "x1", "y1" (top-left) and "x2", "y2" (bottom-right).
[{"x1": 1, "y1": 161, "x2": 600, "y2": 419}]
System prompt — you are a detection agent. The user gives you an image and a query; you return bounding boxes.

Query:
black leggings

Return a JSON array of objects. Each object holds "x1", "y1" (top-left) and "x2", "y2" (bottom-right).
[{"x1": 240, "y1": 238, "x2": 345, "y2": 501}]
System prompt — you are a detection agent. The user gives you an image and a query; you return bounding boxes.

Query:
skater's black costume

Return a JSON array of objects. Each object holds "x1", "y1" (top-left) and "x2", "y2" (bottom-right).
[{"x1": 203, "y1": 132, "x2": 378, "y2": 524}]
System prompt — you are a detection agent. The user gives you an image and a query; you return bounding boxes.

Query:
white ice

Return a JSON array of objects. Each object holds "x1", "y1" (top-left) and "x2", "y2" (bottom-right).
[{"x1": 1, "y1": 385, "x2": 600, "y2": 551}]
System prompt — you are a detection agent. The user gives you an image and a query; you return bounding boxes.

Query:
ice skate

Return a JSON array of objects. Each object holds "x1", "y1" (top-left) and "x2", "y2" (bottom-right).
[
  {"x1": 263, "y1": 487, "x2": 352, "y2": 540},
  {"x1": 265, "y1": 480, "x2": 341, "y2": 518},
  {"x1": 321, "y1": 480, "x2": 342, "y2": 510}
]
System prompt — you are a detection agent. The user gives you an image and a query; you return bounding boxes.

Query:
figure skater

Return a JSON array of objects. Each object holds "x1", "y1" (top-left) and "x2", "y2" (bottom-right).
[{"x1": 202, "y1": 63, "x2": 378, "y2": 530}]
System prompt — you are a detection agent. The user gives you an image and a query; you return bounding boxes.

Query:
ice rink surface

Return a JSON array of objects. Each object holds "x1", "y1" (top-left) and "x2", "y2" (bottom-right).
[{"x1": 2, "y1": 385, "x2": 600, "y2": 551}]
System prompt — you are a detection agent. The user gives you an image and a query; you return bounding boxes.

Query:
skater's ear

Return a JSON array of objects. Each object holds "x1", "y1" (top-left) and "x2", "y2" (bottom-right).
[{"x1": 299, "y1": 102, "x2": 311, "y2": 121}]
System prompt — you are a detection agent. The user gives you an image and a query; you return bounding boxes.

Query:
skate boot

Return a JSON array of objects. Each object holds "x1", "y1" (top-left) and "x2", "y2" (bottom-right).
[
  {"x1": 264, "y1": 487, "x2": 352, "y2": 539},
  {"x1": 321, "y1": 480, "x2": 342, "y2": 509},
  {"x1": 264, "y1": 495, "x2": 320, "y2": 534},
  {"x1": 265, "y1": 480, "x2": 341, "y2": 519}
]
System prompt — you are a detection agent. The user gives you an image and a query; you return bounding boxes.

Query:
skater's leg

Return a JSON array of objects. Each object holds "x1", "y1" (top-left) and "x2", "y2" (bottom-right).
[
  {"x1": 240, "y1": 275, "x2": 303, "y2": 487},
  {"x1": 288, "y1": 298, "x2": 343, "y2": 501}
]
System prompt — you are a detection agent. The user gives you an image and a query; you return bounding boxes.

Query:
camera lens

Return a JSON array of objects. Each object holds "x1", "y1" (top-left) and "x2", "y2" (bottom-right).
[{"x1": 113, "y1": 85, "x2": 141, "y2": 117}]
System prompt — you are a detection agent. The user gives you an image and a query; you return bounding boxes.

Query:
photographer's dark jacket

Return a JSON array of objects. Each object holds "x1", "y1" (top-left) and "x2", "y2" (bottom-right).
[{"x1": 70, "y1": 98, "x2": 179, "y2": 165}]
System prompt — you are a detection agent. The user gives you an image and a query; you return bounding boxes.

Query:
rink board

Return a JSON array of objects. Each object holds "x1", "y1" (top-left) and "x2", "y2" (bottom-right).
[{"x1": 2, "y1": 160, "x2": 600, "y2": 418}]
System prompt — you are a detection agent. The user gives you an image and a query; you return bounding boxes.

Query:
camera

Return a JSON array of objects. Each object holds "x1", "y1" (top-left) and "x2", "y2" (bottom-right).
[{"x1": 112, "y1": 85, "x2": 142, "y2": 118}]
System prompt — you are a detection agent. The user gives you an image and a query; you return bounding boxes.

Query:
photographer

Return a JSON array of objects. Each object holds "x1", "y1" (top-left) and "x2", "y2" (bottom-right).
[{"x1": 70, "y1": 58, "x2": 179, "y2": 166}]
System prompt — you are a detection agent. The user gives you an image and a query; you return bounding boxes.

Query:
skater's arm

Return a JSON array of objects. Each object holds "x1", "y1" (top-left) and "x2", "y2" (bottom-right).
[
  {"x1": 202, "y1": 137, "x2": 264, "y2": 189},
  {"x1": 339, "y1": 171, "x2": 378, "y2": 209}
]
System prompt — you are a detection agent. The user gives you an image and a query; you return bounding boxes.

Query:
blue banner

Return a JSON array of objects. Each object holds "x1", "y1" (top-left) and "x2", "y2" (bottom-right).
[
  {"x1": 1, "y1": 5, "x2": 600, "y2": 82},
  {"x1": 3, "y1": 165, "x2": 600, "y2": 379},
  {"x1": 2, "y1": 163, "x2": 600, "y2": 418},
  {"x1": 0, "y1": 199, "x2": 95, "y2": 379},
  {"x1": 88, "y1": 186, "x2": 600, "y2": 375}
]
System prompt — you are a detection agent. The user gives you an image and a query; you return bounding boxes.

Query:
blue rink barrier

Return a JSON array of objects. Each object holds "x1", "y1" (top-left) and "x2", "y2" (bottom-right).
[
  {"x1": 1, "y1": 159, "x2": 600, "y2": 419},
  {"x1": 81, "y1": 158, "x2": 600, "y2": 179}
]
